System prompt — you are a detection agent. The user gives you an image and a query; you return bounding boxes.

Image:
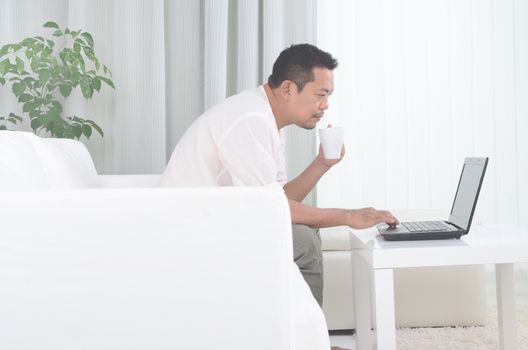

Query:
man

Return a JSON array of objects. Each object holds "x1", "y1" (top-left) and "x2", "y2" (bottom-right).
[{"x1": 162, "y1": 44, "x2": 398, "y2": 308}]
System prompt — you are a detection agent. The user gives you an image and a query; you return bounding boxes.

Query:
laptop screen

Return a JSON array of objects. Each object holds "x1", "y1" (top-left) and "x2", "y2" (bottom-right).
[{"x1": 448, "y1": 157, "x2": 488, "y2": 231}]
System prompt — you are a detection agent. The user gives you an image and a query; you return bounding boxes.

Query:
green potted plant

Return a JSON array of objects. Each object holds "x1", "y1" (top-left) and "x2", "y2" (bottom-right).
[{"x1": 0, "y1": 21, "x2": 114, "y2": 139}]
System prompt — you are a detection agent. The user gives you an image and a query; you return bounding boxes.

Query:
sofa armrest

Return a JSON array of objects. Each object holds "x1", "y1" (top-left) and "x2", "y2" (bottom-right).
[
  {"x1": 98, "y1": 174, "x2": 162, "y2": 188},
  {"x1": 0, "y1": 187, "x2": 294, "y2": 349}
]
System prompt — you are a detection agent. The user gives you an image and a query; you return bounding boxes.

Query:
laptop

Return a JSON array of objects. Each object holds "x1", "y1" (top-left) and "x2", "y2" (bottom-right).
[{"x1": 379, "y1": 157, "x2": 488, "y2": 241}]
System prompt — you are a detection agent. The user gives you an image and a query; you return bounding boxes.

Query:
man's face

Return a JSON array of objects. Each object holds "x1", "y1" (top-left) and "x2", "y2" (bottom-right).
[{"x1": 288, "y1": 67, "x2": 334, "y2": 129}]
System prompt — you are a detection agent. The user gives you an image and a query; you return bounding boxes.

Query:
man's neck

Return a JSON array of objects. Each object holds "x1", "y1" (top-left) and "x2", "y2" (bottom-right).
[{"x1": 263, "y1": 84, "x2": 288, "y2": 130}]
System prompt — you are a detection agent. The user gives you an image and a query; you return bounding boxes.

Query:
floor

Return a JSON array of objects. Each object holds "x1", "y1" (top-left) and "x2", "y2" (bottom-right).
[{"x1": 329, "y1": 267, "x2": 528, "y2": 350}]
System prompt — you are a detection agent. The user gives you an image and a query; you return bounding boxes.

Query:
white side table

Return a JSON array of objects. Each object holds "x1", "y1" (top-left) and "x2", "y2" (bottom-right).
[{"x1": 350, "y1": 224, "x2": 528, "y2": 350}]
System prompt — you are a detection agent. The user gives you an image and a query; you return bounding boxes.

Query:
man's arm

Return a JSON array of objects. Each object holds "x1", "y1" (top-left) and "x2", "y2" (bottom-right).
[
  {"x1": 288, "y1": 199, "x2": 399, "y2": 229},
  {"x1": 283, "y1": 145, "x2": 344, "y2": 202}
]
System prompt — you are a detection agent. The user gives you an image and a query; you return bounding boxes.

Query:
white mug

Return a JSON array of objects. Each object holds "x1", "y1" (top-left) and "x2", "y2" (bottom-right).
[{"x1": 318, "y1": 127, "x2": 344, "y2": 159}]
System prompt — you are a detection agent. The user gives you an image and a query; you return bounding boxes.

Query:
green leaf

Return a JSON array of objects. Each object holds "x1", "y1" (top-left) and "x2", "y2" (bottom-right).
[
  {"x1": 18, "y1": 93, "x2": 33, "y2": 103},
  {"x1": 44, "y1": 121, "x2": 53, "y2": 132},
  {"x1": 51, "y1": 123, "x2": 64, "y2": 138},
  {"x1": 29, "y1": 109, "x2": 40, "y2": 118},
  {"x1": 81, "y1": 32, "x2": 94, "y2": 48},
  {"x1": 15, "y1": 57, "x2": 24, "y2": 73},
  {"x1": 41, "y1": 47, "x2": 51, "y2": 60},
  {"x1": 30, "y1": 118, "x2": 42, "y2": 130},
  {"x1": 82, "y1": 124, "x2": 92, "y2": 138},
  {"x1": 38, "y1": 69, "x2": 50, "y2": 82},
  {"x1": 23, "y1": 77, "x2": 35, "y2": 89},
  {"x1": 43, "y1": 21, "x2": 60, "y2": 30},
  {"x1": 0, "y1": 59, "x2": 10, "y2": 75},
  {"x1": 0, "y1": 125, "x2": 6, "y2": 130},
  {"x1": 92, "y1": 77, "x2": 101, "y2": 92},
  {"x1": 59, "y1": 84, "x2": 72, "y2": 97},
  {"x1": 80, "y1": 80, "x2": 93, "y2": 98},
  {"x1": 21, "y1": 38, "x2": 36, "y2": 46},
  {"x1": 52, "y1": 30, "x2": 63, "y2": 37},
  {"x1": 0, "y1": 77, "x2": 5, "y2": 86},
  {"x1": 9, "y1": 113, "x2": 23, "y2": 122},
  {"x1": 12, "y1": 82, "x2": 25, "y2": 96},
  {"x1": 23, "y1": 101, "x2": 36, "y2": 113},
  {"x1": 0, "y1": 44, "x2": 9, "y2": 57},
  {"x1": 50, "y1": 100, "x2": 63, "y2": 113},
  {"x1": 98, "y1": 76, "x2": 115, "y2": 89},
  {"x1": 78, "y1": 57, "x2": 86, "y2": 73},
  {"x1": 74, "y1": 37, "x2": 86, "y2": 48},
  {"x1": 58, "y1": 51, "x2": 67, "y2": 64},
  {"x1": 72, "y1": 116, "x2": 84, "y2": 123},
  {"x1": 47, "y1": 109, "x2": 62, "y2": 121},
  {"x1": 30, "y1": 58, "x2": 38, "y2": 72},
  {"x1": 71, "y1": 124, "x2": 82, "y2": 139},
  {"x1": 86, "y1": 120, "x2": 103, "y2": 137},
  {"x1": 82, "y1": 46, "x2": 95, "y2": 61}
]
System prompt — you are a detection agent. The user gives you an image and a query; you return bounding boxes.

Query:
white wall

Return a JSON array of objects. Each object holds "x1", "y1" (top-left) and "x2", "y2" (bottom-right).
[{"x1": 316, "y1": 0, "x2": 528, "y2": 225}]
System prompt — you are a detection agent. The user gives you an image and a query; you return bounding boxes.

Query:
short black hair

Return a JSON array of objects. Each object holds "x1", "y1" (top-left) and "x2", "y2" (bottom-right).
[{"x1": 268, "y1": 43, "x2": 338, "y2": 92}]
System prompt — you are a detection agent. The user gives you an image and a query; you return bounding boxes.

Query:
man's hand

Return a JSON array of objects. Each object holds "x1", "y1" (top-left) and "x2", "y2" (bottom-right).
[
  {"x1": 345, "y1": 207, "x2": 399, "y2": 229},
  {"x1": 316, "y1": 124, "x2": 345, "y2": 168},
  {"x1": 288, "y1": 200, "x2": 400, "y2": 229},
  {"x1": 316, "y1": 143, "x2": 345, "y2": 169}
]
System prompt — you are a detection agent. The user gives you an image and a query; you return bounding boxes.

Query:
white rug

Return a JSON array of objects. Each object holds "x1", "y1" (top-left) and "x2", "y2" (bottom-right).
[{"x1": 397, "y1": 304, "x2": 528, "y2": 350}]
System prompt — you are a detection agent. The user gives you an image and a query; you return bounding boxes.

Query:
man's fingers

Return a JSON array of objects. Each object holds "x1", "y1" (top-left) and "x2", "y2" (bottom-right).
[{"x1": 377, "y1": 210, "x2": 399, "y2": 225}]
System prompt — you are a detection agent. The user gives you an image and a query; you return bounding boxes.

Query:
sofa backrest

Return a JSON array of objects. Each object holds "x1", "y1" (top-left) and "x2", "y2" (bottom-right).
[
  {"x1": 0, "y1": 131, "x2": 50, "y2": 191},
  {"x1": 0, "y1": 131, "x2": 99, "y2": 191},
  {"x1": 0, "y1": 186, "x2": 296, "y2": 350}
]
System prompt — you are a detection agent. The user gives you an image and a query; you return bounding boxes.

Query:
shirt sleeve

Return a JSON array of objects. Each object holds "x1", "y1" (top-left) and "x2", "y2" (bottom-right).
[{"x1": 218, "y1": 115, "x2": 282, "y2": 186}]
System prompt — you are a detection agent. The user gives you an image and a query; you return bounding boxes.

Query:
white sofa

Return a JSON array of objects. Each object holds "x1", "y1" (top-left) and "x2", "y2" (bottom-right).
[
  {"x1": 321, "y1": 211, "x2": 487, "y2": 330},
  {"x1": 0, "y1": 131, "x2": 330, "y2": 350}
]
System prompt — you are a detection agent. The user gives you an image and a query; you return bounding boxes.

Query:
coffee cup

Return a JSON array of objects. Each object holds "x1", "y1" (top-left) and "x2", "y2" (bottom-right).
[{"x1": 319, "y1": 127, "x2": 344, "y2": 159}]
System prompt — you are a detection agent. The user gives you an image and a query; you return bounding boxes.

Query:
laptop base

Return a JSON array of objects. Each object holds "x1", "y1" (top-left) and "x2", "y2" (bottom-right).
[
  {"x1": 380, "y1": 229, "x2": 464, "y2": 241},
  {"x1": 378, "y1": 220, "x2": 465, "y2": 241}
]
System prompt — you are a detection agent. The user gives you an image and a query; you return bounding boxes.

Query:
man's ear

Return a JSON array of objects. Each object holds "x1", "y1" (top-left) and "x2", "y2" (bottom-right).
[{"x1": 279, "y1": 80, "x2": 294, "y2": 100}]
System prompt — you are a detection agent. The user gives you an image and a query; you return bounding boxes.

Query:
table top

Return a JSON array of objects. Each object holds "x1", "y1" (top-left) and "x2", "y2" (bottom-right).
[{"x1": 349, "y1": 224, "x2": 528, "y2": 268}]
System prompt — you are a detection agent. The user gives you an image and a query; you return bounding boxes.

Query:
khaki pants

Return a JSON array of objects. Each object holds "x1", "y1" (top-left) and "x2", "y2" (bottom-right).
[{"x1": 292, "y1": 224, "x2": 324, "y2": 307}]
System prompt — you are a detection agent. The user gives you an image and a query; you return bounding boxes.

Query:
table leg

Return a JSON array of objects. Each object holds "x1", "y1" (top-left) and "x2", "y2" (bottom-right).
[
  {"x1": 352, "y1": 252, "x2": 374, "y2": 349},
  {"x1": 496, "y1": 263, "x2": 518, "y2": 350},
  {"x1": 372, "y1": 268, "x2": 397, "y2": 350}
]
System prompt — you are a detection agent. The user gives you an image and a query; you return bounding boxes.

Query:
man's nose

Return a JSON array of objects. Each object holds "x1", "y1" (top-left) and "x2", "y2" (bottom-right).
[{"x1": 321, "y1": 97, "x2": 329, "y2": 110}]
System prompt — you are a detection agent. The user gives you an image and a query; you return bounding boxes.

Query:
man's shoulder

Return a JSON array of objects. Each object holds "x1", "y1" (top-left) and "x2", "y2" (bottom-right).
[
  {"x1": 200, "y1": 86, "x2": 272, "y2": 128},
  {"x1": 222, "y1": 86, "x2": 269, "y2": 110}
]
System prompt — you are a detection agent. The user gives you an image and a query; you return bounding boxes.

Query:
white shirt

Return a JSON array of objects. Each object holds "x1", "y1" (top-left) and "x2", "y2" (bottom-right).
[{"x1": 161, "y1": 86, "x2": 287, "y2": 187}]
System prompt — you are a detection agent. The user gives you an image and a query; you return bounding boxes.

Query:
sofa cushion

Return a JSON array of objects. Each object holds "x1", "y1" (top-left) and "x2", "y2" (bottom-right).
[
  {"x1": 0, "y1": 131, "x2": 50, "y2": 191},
  {"x1": 321, "y1": 226, "x2": 351, "y2": 250},
  {"x1": 21, "y1": 133, "x2": 99, "y2": 189}
]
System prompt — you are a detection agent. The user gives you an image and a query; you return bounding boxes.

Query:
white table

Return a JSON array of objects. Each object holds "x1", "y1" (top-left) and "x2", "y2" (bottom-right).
[{"x1": 350, "y1": 224, "x2": 528, "y2": 350}]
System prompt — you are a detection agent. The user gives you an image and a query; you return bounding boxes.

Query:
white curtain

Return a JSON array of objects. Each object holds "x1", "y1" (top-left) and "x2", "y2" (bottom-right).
[
  {"x1": 1, "y1": 0, "x2": 319, "y2": 203},
  {"x1": 315, "y1": 0, "x2": 528, "y2": 225}
]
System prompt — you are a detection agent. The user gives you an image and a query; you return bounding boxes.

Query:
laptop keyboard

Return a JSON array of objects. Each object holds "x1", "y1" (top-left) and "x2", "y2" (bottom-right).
[{"x1": 402, "y1": 221, "x2": 451, "y2": 232}]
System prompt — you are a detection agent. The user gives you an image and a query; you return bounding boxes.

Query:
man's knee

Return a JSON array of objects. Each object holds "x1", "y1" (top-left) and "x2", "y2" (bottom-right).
[
  {"x1": 292, "y1": 224, "x2": 322, "y2": 261},
  {"x1": 292, "y1": 224, "x2": 324, "y2": 306}
]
